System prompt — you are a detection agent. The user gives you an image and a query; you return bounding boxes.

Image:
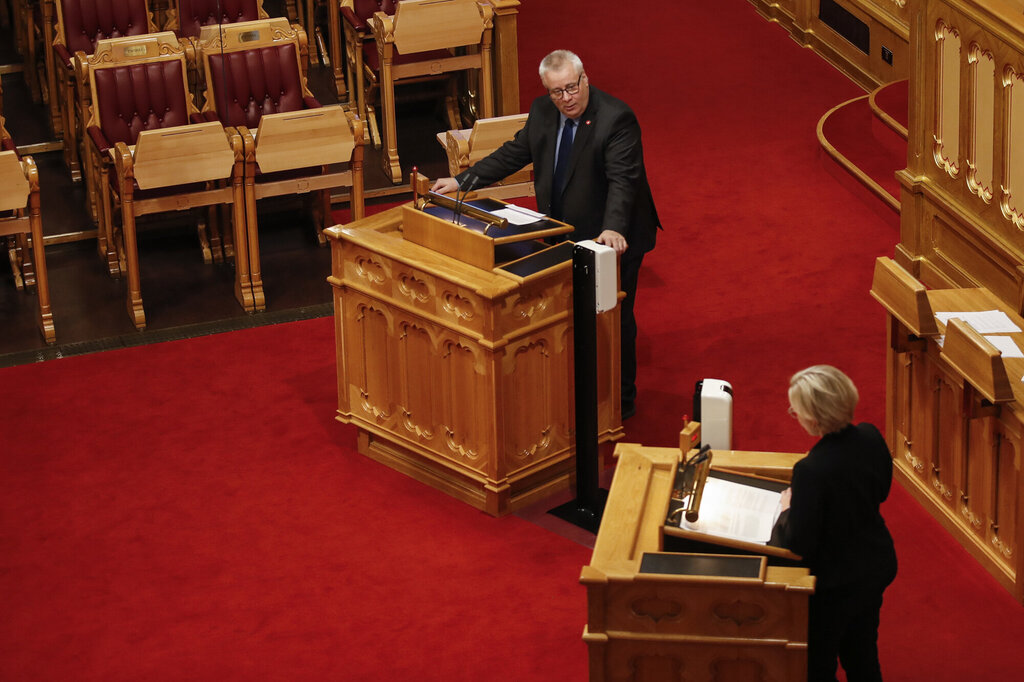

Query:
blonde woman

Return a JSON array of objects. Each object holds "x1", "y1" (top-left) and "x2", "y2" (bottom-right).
[{"x1": 771, "y1": 365, "x2": 897, "y2": 682}]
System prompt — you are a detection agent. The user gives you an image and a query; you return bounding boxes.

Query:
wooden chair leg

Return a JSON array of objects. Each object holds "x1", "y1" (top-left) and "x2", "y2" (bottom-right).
[
  {"x1": 23, "y1": 3, "x2": 42, "y2": 103},
  {"x1": 97, "y1": 162, "x2": 121, "y2": 276},
  {"x1": 327, "y1": 0, "x2": 347, "y2": 100},
  {"x1": 60, "y1": 69, "x2": 82, "y2": 181},
  {"x1": 27, "y1": 184, "x2": 55, "y2": 344},
  {"x1": 118, "y1": 193, "x2": 146, "y2": 330},
  {"x1": 14, "y1": 232, "x2": 36, "y2": 287},
  {"x1": 43, "y1": 6, "x2": 61, "y2": 138},
  {"x1": 355, "y1": 45, "x2": 372, "y2": 145},
  {"x1": 241, "y1": 173, "x2": 264, "y2": 312},
  {"x1": 219, "y1": 202, "x2": 234, "y2": 260},
  {"x1": 7, "y1": 234, "x2": 25, "y2": 289},
  {"x1": 195, "y1": 207, "x2": 214, "y2": 265},
  {"x1": 205, "y1": 203, "x2": 224, "y2": 264},
  {"x1": 313, "y1": 185, "x2": 330, "y2": 245},
  {"x1": 349, "y1": 143, "x2": 365, "y2": 222},
  {"x1": 378, "y1": 52, "x2": 402, "y2": 184}
]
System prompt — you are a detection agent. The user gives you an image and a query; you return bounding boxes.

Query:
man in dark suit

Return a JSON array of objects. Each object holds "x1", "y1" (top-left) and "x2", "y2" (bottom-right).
[{"x1": 431, "y1": 50, "x2": 660, "y2": 419}]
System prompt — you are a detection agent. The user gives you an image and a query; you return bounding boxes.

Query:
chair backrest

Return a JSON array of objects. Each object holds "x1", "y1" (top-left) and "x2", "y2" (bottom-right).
[
  {"x1": 198, "y1": 18, "x2": 311, "y2": 130},
  {"x1": 343, "y1": 0, "x2": 399, "y2": 30},
  {"x1": 84, "y1": 32, "x2": 196, "y2": 147},
  {"x1": 389, "y1": 0, "x2": 487, "y2": 54},
  {"x1": 55, "y1": 0, "x2": 157, "y2": 55},
  {"x1": 163, "y1": 0, "x2": 269, "y2": 38}
]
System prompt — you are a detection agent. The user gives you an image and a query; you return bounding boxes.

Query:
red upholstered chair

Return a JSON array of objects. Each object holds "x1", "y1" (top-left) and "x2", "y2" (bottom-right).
[
  {"x1": 365, "y1": 0, "x2": 493, "y2": 183},
  {"x1": 1, "y1": 110, "x2": 55, "y2": 344},
  {"x1": 334, "y1": 0, "x2": 396, "y2": 144},
  {"x1": 162, "y1": 0, "x2": 267, "y2": 37},
  {"x1": 80, "y1": 32, "x2": 255, "y2": 330},
  {"x1": 52, "y1": 0, "x2": 159, "y2": 185},
  {"x1": 162, "y1": 1, "x2": 308, "y2": 110},
  {"x1": 198, "y1": 17, "x2": 364, "y2": 309}
]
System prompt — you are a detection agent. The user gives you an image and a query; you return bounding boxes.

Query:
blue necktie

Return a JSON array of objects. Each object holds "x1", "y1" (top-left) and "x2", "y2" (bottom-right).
[{"x1": 550, "y1": 119, "x2": 575, "y2": 220}]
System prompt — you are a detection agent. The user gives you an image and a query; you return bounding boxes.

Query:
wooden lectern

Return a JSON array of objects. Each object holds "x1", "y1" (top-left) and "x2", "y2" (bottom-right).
[
  {"x1": 581, "y1": 432, "x2": 813, "y2": 682},
  {"x1": 326, "y1": 189, "x2": 623, "y2": 516},
  {"x1": 871, "y1": 256, "x2": 1024, "y2": 601}
]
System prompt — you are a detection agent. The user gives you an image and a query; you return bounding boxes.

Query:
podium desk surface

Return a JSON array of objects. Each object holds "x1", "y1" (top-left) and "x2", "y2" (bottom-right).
[
  {"x1": 326, "y1": 206, "x2": 529, "y2": 298},
  {"x1": 591, "y1": 442, "x2": 811, "y2": 589}
]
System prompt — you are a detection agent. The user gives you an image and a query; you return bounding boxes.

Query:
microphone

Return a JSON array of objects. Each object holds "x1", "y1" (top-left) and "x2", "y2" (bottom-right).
[{"x1": 453, "y1": 174, "x2": 480, "y2": 226}]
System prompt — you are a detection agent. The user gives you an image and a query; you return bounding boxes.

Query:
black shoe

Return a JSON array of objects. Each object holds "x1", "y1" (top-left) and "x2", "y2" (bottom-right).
[{"x1": 621, "y1": 400, "x2": 636, "y2": 420}]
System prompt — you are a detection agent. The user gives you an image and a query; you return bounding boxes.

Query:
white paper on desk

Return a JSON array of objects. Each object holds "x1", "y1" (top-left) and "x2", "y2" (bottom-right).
[
  {"x1": 934, "y1": 310, "x2": 1022, "y2": 334},
  {"x1": 680, "y1": 477, "x2": 782, "y2": 545},
  {"x1": 984, "y1": 335, "x2": 1024, "y2": 358},
  {"x1": 492, "y1": 204, "x2": 545, "y2": 225}
]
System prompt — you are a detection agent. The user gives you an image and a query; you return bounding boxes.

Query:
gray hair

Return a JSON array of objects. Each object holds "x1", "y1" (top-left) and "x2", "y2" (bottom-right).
[
  {"x1": 788, "y1": 365, "x2": 858, "y2": 435},
  {"x1": 539, "y1": 50, "x2": 584, "y2": 79}
]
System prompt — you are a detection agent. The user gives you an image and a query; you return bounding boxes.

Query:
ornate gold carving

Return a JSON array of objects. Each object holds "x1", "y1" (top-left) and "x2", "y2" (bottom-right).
[
  {"x1": 513, "y1": 294, "x2": 550, "y2": 321},
  {"x1": 358, "y1": 389, "x2": 392, "y2": 420},
  {"x1": 1001, "y1": 66, "x2": 1024, "y2": 229},
  {"x1": 934, "y1": 20, "x2": 962, "y2": 178},
  {"x1": 630, "y1": 596, "x2": 684, "y2": 623},
  {"x1": 958, "y1": 497, "x2": 983, "y2": 528},
  {"x1": 932, "y1": 473, "x2": 954, "y2": 500},
  {"x1": 712, "y1": 599, "x2": 766, "y2": 627},
  {"x1": 992, "y1": 532, "x2": 1013, "y2": 559},
  {"x1": 512, "y1": 427, "x2": 551, "y2": 461},
  {"x1": 354, "y1": 255, "x2": 386, "y2": 284},
  {"x1": 443, "y1": 427, "x2": 481, "y2": 461},
  {"x1": 397, "y1": 272, "x2": 429, "y2": 303},
  {"x1": 442, "y1": 291, "x2": 475, "y2": 320},
  {"x1": 401, "y1": 408, "x2": 434, "y2": 439},
  {"x1": 967, "y1": 43, "x2": 995, "y2": 203},
  {"x1": 904, "y1": 448, "x2": 926, "y2": 473}
]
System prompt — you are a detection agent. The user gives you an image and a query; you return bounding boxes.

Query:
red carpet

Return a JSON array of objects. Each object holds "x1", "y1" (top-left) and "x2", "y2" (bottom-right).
[
  {"x1": 3, "y1": 1, "x2": 1024, "y2": 680},
  {"x1": 0, "y1": 320, "x2": 593, "y2": 681}
]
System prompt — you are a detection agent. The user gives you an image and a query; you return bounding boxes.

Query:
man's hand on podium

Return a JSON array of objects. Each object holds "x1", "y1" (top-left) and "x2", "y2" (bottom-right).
[
  {"x1": 595, "y1": 229, "x2": 627, "y2": 255},
  {"x1": 430, "y1": 177, "x2": 460, "y2": 194}
]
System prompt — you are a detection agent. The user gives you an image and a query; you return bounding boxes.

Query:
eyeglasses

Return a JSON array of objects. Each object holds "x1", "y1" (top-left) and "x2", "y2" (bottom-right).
[{"x1": 548, "y1": 74, "x2": 583, "y2": 100}]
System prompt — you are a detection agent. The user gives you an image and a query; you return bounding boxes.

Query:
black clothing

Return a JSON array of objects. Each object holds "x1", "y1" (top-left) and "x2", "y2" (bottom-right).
[
  {"x1": 456, "y1": 87, "x2": 660, "y2": 405},
  {"x1": 772, "y1": 422, "x2": 897, "y2": 682}
]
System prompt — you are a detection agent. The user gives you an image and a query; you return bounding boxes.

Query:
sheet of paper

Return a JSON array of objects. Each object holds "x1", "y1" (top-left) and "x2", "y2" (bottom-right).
[
  {"x1": 680, "y1": 477, "x2": 782, "y2": 545},
  {"x1": 934, "y1": 310, "x2": 1022, "y2": 334},
  {"x1": 492, "y1": 204, "x2": 545, "y2": 225},
  {"x1": 984, "y1": 335, "x2": 1024, "y2": 358}
]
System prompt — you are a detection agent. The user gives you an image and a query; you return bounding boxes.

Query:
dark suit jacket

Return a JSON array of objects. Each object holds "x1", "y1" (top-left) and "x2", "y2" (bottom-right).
[
  {"x1": 771, "y1": 423, "x2": 898, "y2": 591},
  {"x1": 457, "y1": 87, "x2": 660, "y2": 254}
]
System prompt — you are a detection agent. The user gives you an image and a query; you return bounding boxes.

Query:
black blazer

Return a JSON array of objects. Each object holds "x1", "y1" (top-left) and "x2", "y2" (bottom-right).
[
  {"x1": 457, "y1": 86, "x2": 661, "y2": 254},
  {"x1": 772, "y1": 423, "x2": 898, "y2": 591}
]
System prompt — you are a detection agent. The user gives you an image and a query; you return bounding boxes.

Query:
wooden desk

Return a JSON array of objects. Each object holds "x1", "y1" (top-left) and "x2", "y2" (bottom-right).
[
  {"x1": 326, "y1": 204, "x2": 622, "y2": 516},
  {"x1": 582, "y1": 443, "x2": 813, "y2": 682},
  {"x1": 874, "y1": 259, "x2": 1024, "y2": 601}
]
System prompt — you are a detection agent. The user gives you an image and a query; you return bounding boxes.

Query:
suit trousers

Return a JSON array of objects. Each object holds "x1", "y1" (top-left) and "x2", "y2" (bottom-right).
[
  {"x1": 619, "y1": 251, "x2": 644, "y2": 406},
  {"x1": 807, "y1": 579, "x2": 888, "y2": 682}
]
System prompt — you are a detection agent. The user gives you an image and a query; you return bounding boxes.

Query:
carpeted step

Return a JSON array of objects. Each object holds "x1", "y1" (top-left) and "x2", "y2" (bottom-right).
[{"x1": 818, "y1": 86, "x2": 908, "y2": 211}]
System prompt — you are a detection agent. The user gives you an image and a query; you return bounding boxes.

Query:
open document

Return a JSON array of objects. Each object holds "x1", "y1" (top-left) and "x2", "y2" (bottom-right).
[
  {"x1": 680, "y1": 477, "x2": 783, "y2": 544},
  {"x1": 934, "y1": 310, "x2": 1022, "y2": 334},
  {"x1": 490, "y1": 203, "x2": 546, "y2": 226}
]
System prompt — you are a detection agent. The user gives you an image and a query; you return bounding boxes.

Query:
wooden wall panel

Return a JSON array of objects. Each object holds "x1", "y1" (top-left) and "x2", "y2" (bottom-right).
[{"x1": 749, "y1": 0, "x2": 911, "y2": 89}]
